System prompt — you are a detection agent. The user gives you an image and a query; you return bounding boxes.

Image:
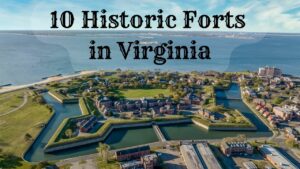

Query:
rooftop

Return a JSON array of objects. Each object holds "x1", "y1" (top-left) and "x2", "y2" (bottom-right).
[
  {"x1": 260, "y1": 145, "x2": 298, "y2": 169},
  {"x1": 116, "y1": 145, "x2": 150, "y2": 156}
]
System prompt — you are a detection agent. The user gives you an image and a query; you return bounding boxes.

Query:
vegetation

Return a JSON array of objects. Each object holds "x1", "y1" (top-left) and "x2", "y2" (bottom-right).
[
  {"x1": 285, "y1": 138, "x2": 299, "y2": 149},
  {"x1": 97, "y1": 159, "x2": 119, "y2": 169},
  {"x1": 79, "y1": 97, "x2": 101, "y2": 117},
  {"x1": 97, "y1": 142, "x2": 119, "y2": 169},
  {"x1": 0, "y1": 90, "x2": 53, "y2": 156},
  {"x1": 0, "y1": 90, "x2": 25, "y2": 115},
  {"x1": 249, "y1": 140, "x2": 277, "y2": 148},
  {"x1": 118, "y1": 88, "x2": 172, "y2": 99},
  {"x1": 252, "y1": 160, "x2": 273, "y2": 169},
  {"x1": 192, "y1": 116, "x2": 255, "y2": 129},
  {"x1": 213, "y1": 80, "x2": 231, "y2": 89},
  {"x1": 192, "y1": 105, "x2": 255, "y2": 129},
  {"x1": 48, "y1": 90, "x2": 78, "y2": 103},
  {"x1": 45, "y1": 116, "x2": 187, "y2": 149},
  {"x1": 97, "y1": 143, "x2": 110, "y2": 163},
  {"x1": 272, "y1": 97, "x2": 284, "y2": 105}
]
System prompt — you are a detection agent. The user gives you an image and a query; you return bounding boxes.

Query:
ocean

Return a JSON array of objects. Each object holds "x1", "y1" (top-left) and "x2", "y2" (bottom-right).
[{"x1": 0, "y1": 31, "x2": 299, "y2": 85}]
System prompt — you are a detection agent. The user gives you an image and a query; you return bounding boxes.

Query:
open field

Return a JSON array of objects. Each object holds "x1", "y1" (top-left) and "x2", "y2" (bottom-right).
[
  {"x1": 118, "y1": 88, "x2": 172, "y2": 99},
  {"x1": 0, "y1": 90, "x2": 25, "y2": 115},
  {"x1": 0, "y1": 89, "x2": 52, "y2": 156}
]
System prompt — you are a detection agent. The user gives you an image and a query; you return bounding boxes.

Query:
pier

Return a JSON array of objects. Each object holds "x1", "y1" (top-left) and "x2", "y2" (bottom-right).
[{"x1": 153, "y1": 125, "x2": 166, "y2": 142}]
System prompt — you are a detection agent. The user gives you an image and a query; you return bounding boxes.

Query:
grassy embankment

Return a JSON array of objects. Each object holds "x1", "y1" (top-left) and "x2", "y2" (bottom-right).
[
  {"x1": 0, "y1": 91, "x2": 24, "y2": 114},
  {"x1": 48, "y1": 97, "x2": 102, "y2": 145},
  {"x1": 0, "y1": 89, "x2": 53, "y2": 169},
  {"x1": 195, "y1": 84, "x2": 255, "y2": 129},
  {"x1": 79, "y1": 97, "x2": 101, "y2": 117},
  {"x1": 45, "y1": 115, "x2": 186, "y2": 149},
  {"x1": 48, "y1": 90, "x2": 78, "y2": 103},
  {"x1": 191, "y1": 107, "x2": 255, "y2": 129}
]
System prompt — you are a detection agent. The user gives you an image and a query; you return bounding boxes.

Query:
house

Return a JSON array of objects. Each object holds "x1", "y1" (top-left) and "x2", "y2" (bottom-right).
[
  {"x1": 220, "y1": 141, "x2": 253, "y2": 156},
  {"x1": 159, "y1": 105, "x2": 176, "y2": 114},
  {"x1": 198, "y1": 109, "x2": 216, "y2": 120},
  {"x1": 243, "y1": 88, "x2": 257, "y2": 98},
  {"x1": 116, "y1": 146, "x2": 151, "y2": 161},
  {"x1": 260, "y1": 145, "x2": 298, "y2": 169},
  {"x1": 273, "y1": 106, "x2": 294, "y2": 121},
  {"x1": 263, "y1": 111, "x2": 271, "y2": 118},
  {"x1": 177, "y1": 103, "x2": 191, "y2": 110},
  {"x1": 285, "y1": 127, "x2": 298, "y2": 140},
  {"x1": 257, "y1": 86, "x2": 264, "y2": 92},
  {"x1": 141, "y1": 154, "x2": 158, "y2": 169},
  {"x1": 79, "y1": 115, "x2": 97, "y2": 133},
  {"x1": 253, "y1": 98, "x2": 265, "y2": 105},
  {"x1": 183, "y1": 93, "x2": 201, "y2": 105},
  {"x1": 120, "y1": 160, "x2": 143, "y2": 169},
  {"x1": 290, "y1": 95, "x2": 300, "y2": 104}
]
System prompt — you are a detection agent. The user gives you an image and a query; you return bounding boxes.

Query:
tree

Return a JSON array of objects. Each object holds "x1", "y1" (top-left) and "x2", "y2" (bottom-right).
[
  {"x1": 65, "y1": 129, "x2": 73, "y2": 138},
  {"x1": 24, "y1": 133, "x2": 32, "y2": 141},
  {"x1": 88, "y1": 80, "x2": 94, "y2": 88},
  {"x1": 97, "y1": 143, "x2": 110, "y2": 163},
  {"x1": 158, "y1": 93, "x2": 165, "y2": 98},
  {"x1": 33, "y1": 95, "x2": 46, "y2": 104},
  {"x1": 285, "y1": 138, "x2": 298, "y2": 148}
]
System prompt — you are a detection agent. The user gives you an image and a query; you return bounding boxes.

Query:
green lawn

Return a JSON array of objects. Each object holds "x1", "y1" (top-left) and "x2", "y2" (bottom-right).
[
  {"x1": 0, "y1": 90, "x2": 52, "y2": 157},
  {"x1": 118, "y1": 88, "x2": 172, "y2": 99},
  {"x1": 0, "y1": 90, "x2": 24, "y2": 115}
]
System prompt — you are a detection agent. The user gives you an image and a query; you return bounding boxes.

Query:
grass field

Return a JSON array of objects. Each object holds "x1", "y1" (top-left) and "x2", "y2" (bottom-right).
[
  {"x1": 118, "y1": 88, "x2": 172, "y2": 99},
  {"x1": 0, "y1": 90, "x2": 24, "y2": 115},
  {"x1": 0, "y1": 90, "x2": 52, "y2": 157}
]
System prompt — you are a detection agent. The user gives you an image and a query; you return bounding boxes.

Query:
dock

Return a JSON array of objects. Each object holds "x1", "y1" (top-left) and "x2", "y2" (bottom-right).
[{"x1": 153, "y1": 125, "x2": 166, "y2": 142}]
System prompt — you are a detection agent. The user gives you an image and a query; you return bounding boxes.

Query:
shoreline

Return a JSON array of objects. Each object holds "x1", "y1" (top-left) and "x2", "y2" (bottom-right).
[{"x1": 0, "y1": 70, "x2": 97, "y2": 94}]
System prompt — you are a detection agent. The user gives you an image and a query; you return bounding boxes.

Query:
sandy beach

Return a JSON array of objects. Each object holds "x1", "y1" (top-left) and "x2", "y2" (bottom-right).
[{"x1": 0, "y1": 70, "x2": 97, "y2": 94}]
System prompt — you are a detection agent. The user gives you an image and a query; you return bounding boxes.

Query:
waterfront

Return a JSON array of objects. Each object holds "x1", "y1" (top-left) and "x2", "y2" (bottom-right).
[
  {"x1": 24, "y1": 83, "x2": 272, "y2": 162},
  {"x1": 1, "y1": 31, "x2": 300, "y2": 86}
]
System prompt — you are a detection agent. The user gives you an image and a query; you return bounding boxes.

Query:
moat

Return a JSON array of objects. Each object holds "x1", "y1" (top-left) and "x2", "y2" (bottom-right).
[{"x1": 24, "y1": 83, "x2": 272, "y2": 162}]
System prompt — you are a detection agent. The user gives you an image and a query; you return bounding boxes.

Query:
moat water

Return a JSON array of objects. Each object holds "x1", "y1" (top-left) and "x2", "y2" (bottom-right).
[{"x1": 24, "y1": 83, "x2": 272, "y2": 162}]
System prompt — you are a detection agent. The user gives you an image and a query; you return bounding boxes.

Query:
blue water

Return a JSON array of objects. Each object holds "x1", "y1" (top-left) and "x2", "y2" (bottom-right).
[{"x1": 0, "y1": 31, "x2": 299, "y2": 85}]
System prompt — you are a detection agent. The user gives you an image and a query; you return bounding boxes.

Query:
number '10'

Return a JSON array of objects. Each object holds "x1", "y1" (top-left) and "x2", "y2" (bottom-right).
[{"x1": 51, "y1": 11, "x2": 74, "y2": 28}]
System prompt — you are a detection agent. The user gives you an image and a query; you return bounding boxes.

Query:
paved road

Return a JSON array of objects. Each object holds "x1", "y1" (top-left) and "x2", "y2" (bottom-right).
[
  {"x1": 158, "y1": 149, "x2": 187, "y2": 169},
  {"x1": 56, "y1": 154, "x2": 99, "y2": 168}
]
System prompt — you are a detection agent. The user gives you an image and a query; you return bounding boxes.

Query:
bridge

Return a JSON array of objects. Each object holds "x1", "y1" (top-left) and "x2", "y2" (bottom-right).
[{"x1": 153, "y1": 125, "x2": 166, "y2": 142}]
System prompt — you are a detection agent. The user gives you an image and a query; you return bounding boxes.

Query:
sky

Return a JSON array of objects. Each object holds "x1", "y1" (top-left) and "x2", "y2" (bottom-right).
[{"x1": 0, "y1": 0, "x2": 300, "y2": 32}]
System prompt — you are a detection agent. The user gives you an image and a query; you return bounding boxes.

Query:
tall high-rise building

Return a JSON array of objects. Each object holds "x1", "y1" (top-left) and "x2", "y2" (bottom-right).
[{"x1": 258, "y1": 66, "x2": 282, "y2": 77}]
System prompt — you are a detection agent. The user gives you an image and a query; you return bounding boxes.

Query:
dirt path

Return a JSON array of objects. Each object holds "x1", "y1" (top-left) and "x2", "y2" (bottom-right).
[{"x1": 0, "y1": 92, "x2": 28, "y2": 117}]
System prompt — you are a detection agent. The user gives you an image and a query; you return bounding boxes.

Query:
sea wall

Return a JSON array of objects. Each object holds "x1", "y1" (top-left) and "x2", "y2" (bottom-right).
[
  {"x1": 192, "y1": 118, "x2": 256, "y2": 131},
  {"x1": 48, "y1": 91, "x2": 78, "y2": 104}
]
